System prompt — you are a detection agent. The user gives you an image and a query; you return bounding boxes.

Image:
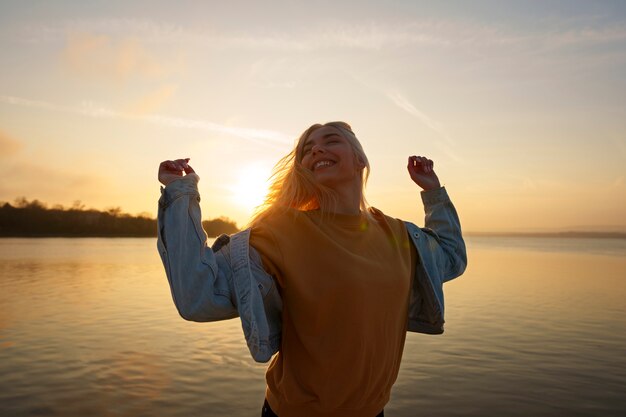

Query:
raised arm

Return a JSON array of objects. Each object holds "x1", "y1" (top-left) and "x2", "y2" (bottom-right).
[
  {"x1": 157, "y1": 158, "x2": 238, "y2": 321},
  {"x1": 407, "y1": 155, "x2": 467, "y2": 282}
]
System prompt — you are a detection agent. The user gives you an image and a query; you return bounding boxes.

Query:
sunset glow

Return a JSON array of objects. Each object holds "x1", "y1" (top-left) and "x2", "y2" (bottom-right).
[
  {"x1": 230, "y1": 165, "x2": 272, "y2": 211},
  {"x1": 0, "y1": 1, "x2": 625, "y2": 232}
]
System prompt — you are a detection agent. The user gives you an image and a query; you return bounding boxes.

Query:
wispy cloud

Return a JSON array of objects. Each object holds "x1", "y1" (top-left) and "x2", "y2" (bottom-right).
[
  {"x1": 125, "y1": 83, "x2": 178, "y2": 116},
  {"x1": 20, "y1": 18, "x2": 449, "y2": 49},
  {"x1": 541, "y1": 25, "x2": 626, "y2": 49},
  {"x1": 0, "y1": 95, "x2": 292, "y2": 148},
  {"x1": 19, "y1": 17, "x2": 626, "y2": 52},
  {"x1": 385, "y1": 91, "x2": 462, "y2": 162},
  {"x1": 386, "y1": 92, "x2": 453, "y2": 145},
  {"x1": 62, "y1": 32, "x2": 174, "y2": 82}
]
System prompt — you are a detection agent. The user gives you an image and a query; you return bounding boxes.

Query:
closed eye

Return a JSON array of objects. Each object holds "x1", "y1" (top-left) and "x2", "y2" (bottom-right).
[
  {"x1": 301, "y1": 133, "x2": 342, "y2": 156},
  {"x1": 325, "y1": 134, "x2": 342, "y2": 144}
]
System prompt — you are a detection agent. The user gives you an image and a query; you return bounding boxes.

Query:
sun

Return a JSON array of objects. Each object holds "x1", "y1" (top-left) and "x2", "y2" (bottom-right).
[{"x1": 231, "y1": 165, "x2": 271, "y2": 211}]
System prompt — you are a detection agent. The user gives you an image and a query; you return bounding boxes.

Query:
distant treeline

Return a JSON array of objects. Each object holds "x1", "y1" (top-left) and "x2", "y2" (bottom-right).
[{"x1": 0, "y1": 198, "x2": 239, "y2": 238}]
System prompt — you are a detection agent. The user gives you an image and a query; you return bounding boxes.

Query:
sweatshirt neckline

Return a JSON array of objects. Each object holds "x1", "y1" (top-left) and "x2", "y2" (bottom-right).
[{"x1": 304, "y1": 209, "x2": 368, "y2": 228}]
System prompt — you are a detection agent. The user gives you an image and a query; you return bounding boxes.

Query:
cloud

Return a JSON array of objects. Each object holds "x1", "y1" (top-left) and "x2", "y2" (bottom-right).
[
  {"x1": 541, "y1": 25, "x2": 626, "y2": 49},
  {"x1": 125, "y1": 83, "x2": 178, "y2": 116},
  {"x1": 0, "y1": 95, "x2": 292, "y2": 148},
  {"x1": 24, "y1": 17, "x2": 626, "y2": 52},
  {"x1": 62, "y1": 32, "x2": 168, "y2": 82},
  {"x1": 386, "y1": 92, "x2": 452, "y2": 145},
  {"x1": 384, "y1": 91, "x2": 463, "y2": 162},
  {"x1": 0, "y1": 130, "x2": 22, "y2": 156},
  {"x1": 141, "y1": 114, "x2": 292, "y2": 148}
]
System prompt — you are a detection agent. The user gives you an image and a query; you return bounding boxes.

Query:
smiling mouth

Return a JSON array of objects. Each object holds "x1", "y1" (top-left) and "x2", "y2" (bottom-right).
[{"x1": 313, "y1": 160, "x2": 335, "y2": 171}]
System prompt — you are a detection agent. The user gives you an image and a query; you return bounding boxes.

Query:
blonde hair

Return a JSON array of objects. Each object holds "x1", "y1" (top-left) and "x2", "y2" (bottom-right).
[{"x1": 248, "y1": 121, "x2": 370, "y2": 227}]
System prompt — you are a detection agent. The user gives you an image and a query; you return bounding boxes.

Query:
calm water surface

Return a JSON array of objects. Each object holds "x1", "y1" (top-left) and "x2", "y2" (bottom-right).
[{"x1": 0, "y1": 237, "x2": 625, "y2": 416}]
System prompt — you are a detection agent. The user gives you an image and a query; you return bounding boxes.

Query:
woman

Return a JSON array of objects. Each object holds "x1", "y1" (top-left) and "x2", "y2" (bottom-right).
[{"x1": 157, "y1": 121, "x2": 466, "y2": 417}]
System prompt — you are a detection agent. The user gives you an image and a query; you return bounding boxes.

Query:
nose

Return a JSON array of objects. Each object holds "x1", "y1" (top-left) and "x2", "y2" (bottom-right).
[{"x1": 311, "y1": 143, "x2": 325, "y2": 155}]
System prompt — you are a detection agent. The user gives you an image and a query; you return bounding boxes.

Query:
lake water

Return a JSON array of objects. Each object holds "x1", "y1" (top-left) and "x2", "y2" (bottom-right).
[{"x1": 0, "y1": 236, "x2": 625, "y2": 417}]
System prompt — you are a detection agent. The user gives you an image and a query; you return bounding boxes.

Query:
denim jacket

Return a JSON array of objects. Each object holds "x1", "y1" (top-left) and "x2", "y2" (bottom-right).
[{"x1": 157, "y1": 174, "x2": 466, "y2": 363}]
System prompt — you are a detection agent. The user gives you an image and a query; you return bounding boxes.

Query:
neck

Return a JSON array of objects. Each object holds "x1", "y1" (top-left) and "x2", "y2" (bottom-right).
[{"x1": 319, "y1": 181, "x2": 362, "y2": 215}]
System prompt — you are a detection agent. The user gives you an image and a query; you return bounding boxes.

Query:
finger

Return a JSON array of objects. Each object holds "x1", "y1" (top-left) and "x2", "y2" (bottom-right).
[
  {"x1": 415, "y1": 156, "x2": 433, "y2": 172},
  {"x1": 160, "y1": 161, "x2": 177, "y2": 172},
  {"x1": 167, "y1": 158, "x2": 188, "y2": 171},
  {"x1": 160, "y1": 160, "x2": 175, "y2": 170},
  {"x1": 166, "y1": 161, "x2": 181, "y2": 172}
]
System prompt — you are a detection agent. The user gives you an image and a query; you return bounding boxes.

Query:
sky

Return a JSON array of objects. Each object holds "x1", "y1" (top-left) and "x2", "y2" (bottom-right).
[{"x1": 0, "y1": 0, "x2": 625, "y2": 232}]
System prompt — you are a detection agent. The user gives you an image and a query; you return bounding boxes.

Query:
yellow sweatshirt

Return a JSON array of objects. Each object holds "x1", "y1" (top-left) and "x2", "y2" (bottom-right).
[{"x1": 250, "y1": 207, "x2": 415, "y2": 417}]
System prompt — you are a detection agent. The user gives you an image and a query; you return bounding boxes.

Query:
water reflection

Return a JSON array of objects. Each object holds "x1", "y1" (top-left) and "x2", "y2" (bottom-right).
[{"x1": 0, "y1": 237, "x2": 625, "y2": 416}]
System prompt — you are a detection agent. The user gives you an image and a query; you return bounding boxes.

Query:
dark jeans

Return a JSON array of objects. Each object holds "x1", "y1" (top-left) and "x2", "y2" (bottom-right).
[{"x1": 262, "y1": 399, "x2": 384, "y2": 417}]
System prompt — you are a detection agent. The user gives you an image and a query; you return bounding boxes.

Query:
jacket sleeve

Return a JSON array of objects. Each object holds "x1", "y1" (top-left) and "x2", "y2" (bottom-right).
[
  {"x1": 156, "y1": 174, "x2": 238, "y2": 322},
  {"x1": 420, "y1": 187, "x2": 467, "y2": 282}
]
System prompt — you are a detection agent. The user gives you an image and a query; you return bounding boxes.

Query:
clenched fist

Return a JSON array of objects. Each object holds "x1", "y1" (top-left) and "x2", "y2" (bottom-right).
[
  {"x1": 407, "y1": 155, "x2": 441, "y2": 191},
  {"x1": 158, "y1": 158, "x2": 195, "y2": 186}
]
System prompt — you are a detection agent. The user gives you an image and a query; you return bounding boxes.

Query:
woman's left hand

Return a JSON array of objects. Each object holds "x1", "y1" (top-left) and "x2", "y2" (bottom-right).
[
  {"x1": 158, "y1": 158, "x2": 195, "y2": 186},
  {"x1": 407, "y1": 155, "x2": 441, "y2": 191}
]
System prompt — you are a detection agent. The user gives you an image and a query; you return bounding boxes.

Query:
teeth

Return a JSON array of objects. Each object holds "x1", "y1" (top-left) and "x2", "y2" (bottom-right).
[{"x1": 314, "y1": 160, "x2": 334, "y2": 169}]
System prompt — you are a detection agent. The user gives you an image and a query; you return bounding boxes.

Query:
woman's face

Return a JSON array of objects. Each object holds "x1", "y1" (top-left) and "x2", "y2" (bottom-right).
[{"x1": 300, "y1": 126, "x2": 363, "y2": 189}]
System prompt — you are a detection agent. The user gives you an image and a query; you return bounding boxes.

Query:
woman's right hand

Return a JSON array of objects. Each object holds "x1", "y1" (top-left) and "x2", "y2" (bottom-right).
[
  {"x1": 407, "y1": 155, "x2": 441, "y2": 191},
  {"x1": 158, "y1": 158, "x2": 195, "y2": 186}
]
